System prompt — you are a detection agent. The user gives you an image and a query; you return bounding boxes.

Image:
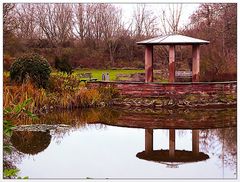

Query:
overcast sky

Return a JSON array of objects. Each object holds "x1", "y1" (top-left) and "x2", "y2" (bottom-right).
[{"x1": 116, "y1": 3, "x2": 200, "y2": 33}]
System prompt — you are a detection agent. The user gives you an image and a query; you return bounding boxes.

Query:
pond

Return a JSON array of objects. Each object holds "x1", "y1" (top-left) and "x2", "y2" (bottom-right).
[{"x1": 6, "y1": 107, "x2": 237, "y2": 179}]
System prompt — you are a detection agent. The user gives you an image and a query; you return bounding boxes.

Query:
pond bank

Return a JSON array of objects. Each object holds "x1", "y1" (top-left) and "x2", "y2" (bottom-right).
[
  {"x1": 111, "y1": 96, "x2": 236, "y2": 109},
  {"x1": 13, "y1": 107, "x2": 237, "y2": 130},
  {"x1": 87, "y1": 81, "x2": 237, "y2": 108},
  {"x1": 14, "y1": 124, "x2": 71, "y2": 132}
]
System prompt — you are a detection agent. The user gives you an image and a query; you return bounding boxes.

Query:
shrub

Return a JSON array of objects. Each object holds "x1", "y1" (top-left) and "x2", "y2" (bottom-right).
[
  {"x1": 75, "y1": 88, "x2": 101, "y2": 107},
  {"x1": 98, "y1": 86, "x2": 119, "y2": 102},
  {"x1": 3, "y1": 54, "x2": 15, "y2": 71},
  {"x1": 10, "y1": 54, "x2": 51, "y2": 88},
  {"x1": 47, "y1": 73, "x2": 80, "y2": 93},
  {"x1": 54, "y1": 55, "x2": 72, "y2": 74}
]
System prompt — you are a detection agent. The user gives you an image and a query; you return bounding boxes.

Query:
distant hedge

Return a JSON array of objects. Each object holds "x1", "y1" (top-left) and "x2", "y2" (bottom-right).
[{"x1": 10, "y1": 53, "x2": 51, "y2": 88}]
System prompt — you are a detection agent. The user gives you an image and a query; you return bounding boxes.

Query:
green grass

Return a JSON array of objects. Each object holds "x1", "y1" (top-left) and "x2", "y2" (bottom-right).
[
  {"x1": 6, "y1": 69, "x2": 145, "y2": 81},
  {"x1": 73, "y1": 69, "x2": 145, "y2": 81},
  {"x1": 49, "y1": 69, "x2": 168, "y2": 82},
  {"x1": 7, "y1": 69, "x2": 168, "y2": 82}
]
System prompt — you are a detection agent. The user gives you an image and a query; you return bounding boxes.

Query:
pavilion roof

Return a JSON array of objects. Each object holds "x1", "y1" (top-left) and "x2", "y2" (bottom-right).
[{"x1": 136, "y1": 34, "x2": 210, "y2": 45}]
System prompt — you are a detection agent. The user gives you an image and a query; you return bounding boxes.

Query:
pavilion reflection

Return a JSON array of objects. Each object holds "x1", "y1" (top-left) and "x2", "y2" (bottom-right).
[{"x1": 137, "y1": 129, "x2": 209, "y2": 166}]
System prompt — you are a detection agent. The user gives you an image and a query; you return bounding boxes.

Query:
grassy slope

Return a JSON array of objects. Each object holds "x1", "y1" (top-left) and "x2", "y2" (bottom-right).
[{"x1": 73, "y1": 69, "x2": 145, "y2": 81}]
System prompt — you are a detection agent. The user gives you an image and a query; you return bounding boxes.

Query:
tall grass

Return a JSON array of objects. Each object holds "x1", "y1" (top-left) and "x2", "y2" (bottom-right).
[
  {"x1": 4, "y1": 83, "x2": 47, "y2": 112},
  {"x1": 3, "y1": 72, "x2": 118, "y2": 113}
]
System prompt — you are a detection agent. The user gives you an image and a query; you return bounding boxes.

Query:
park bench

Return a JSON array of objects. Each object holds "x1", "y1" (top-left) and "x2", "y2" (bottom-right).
[
  {"x1": 175, "y1": 71, "x2": 192, "y2": 82},
  {"x1": 77, "y1": 72, "x2": 97, "y2": 82},
  {"x1": 175, "y1": 71, "x2": 192, "y2": 77}
]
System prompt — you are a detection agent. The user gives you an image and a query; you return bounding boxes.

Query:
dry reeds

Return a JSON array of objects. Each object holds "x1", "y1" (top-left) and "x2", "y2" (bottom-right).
[
  {"x1": 3, "y1": 82, "x2": 47, "y2": 113},
  {"x1": 3, "y1": 72, "x2": 115, "y2": 113}
]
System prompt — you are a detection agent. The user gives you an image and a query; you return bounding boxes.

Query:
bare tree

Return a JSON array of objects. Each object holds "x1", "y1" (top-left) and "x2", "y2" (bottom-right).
[
  {"x1": 73, "y1": 4, "x2": 87, "y2": 40},
  {"x1": 3, "y1": 3, "x2": 17, "y2": 34},
  {"x1": 143, "y1": 10, "x2": 158, "y2": 37},
  {"x1": 133, "y1": 4, "x2": 146, "y2": 37},
  {"x1": 133, "y1": 4, "x2": 158, "y2": 38},
  {"x1": 3, "y1": 3, "x2": 18, "y2": 51},
  {"x1": 36, "y1": 4, "x2": 73, "y2": 48},
  {"x1": 159, "y1": 4, "x2": 182, "y2": 34},
  {"x1": 15, "y1": 4, "x2": 38, "y2": 40},
  {"x1": 101, "y1": 4, "x2": 123, "y2": 64}
]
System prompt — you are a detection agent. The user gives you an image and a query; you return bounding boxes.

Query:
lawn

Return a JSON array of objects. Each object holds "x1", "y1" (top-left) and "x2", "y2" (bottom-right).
[
  {"x1": 6, "y1": 69, "x2": 168, "y2": 82},
  {"x1": 73, "y1": 69, "x2": 145, "y2": 81}
]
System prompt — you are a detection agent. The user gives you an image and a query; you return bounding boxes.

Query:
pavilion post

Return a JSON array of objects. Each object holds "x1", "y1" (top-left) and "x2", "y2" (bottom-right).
[
  {"x1": 145, "y1": 129, "x2": 153, "y2": 153},
  {"x1": 145, "y1": 45, "x2": 153, "y2": 82},
  {"x1": 192, "y1": 44, "x2": 200, "y2": 82},
  {"x1": 192, "y1": 130, "x2": 199, "y2": 156},
  {"x1": 169, "y1": 45, "x2": 175, "y2": 82},
  {"x1": 169, "y1": 129, "x2": 175, "y2": 158}
]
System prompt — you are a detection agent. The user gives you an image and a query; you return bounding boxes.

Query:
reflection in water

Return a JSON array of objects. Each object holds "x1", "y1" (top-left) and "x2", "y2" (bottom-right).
[
  {"x1": 4, "y1": 131, "x2": 51, "y2": 177},
  {"x1": 17, "y1": 107, "x2": 236, "y2": 129},
  {"x1": 137, "y1": 129, "x2": 209, "y2": 167},
  {"x1": 10, "y1": 131, "x2": 51, "y2": 155},
  {"x1": 201, "y1": 127, "x2": 237, "y2": 176},
  {"x1": 6, "y1": 107, "x2": 237, "y2": 178}
]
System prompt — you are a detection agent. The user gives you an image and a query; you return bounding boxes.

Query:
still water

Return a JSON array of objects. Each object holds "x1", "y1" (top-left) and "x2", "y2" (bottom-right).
[{"x1": 7, "y1": 107, "x2": 237, "y2": 179}]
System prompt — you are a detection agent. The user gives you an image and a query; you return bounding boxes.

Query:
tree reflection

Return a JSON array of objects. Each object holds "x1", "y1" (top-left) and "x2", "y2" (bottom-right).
[
  {"x1": 3, "y1": 146, "x2": 24, "y2": 173},
  {"x1": 10, "y1": 131, "x2": 51, "y2": 155},
  {"x1": 200, "y1": 127, "x2": 237, "y2": 174}
]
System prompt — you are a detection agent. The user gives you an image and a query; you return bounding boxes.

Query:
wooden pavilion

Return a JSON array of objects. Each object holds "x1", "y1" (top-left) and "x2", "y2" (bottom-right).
[
  {"x1": 87, "y1": 34, "x2": 236, "y2": 106},
  {"x1": 137, "y1": 34, "x2": 210, "y2": 83}
]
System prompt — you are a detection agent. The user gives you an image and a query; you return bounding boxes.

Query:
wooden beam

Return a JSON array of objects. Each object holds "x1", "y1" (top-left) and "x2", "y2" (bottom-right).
[
  {"x1": 145, "y1": 129, "x2": 153, "y2": 153},
  {"x1": 169, "y1": 45, "x2": 175, "y2": 82},
  {"x1": 169, "y1": 129, "x2": 175, "y2": 158},
  {"x1": 192, "y1": 44, "x2": 200, "y2": 82},
  {"x1": 145, "y1": 45, "x2": 153, "y2": 82}
]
